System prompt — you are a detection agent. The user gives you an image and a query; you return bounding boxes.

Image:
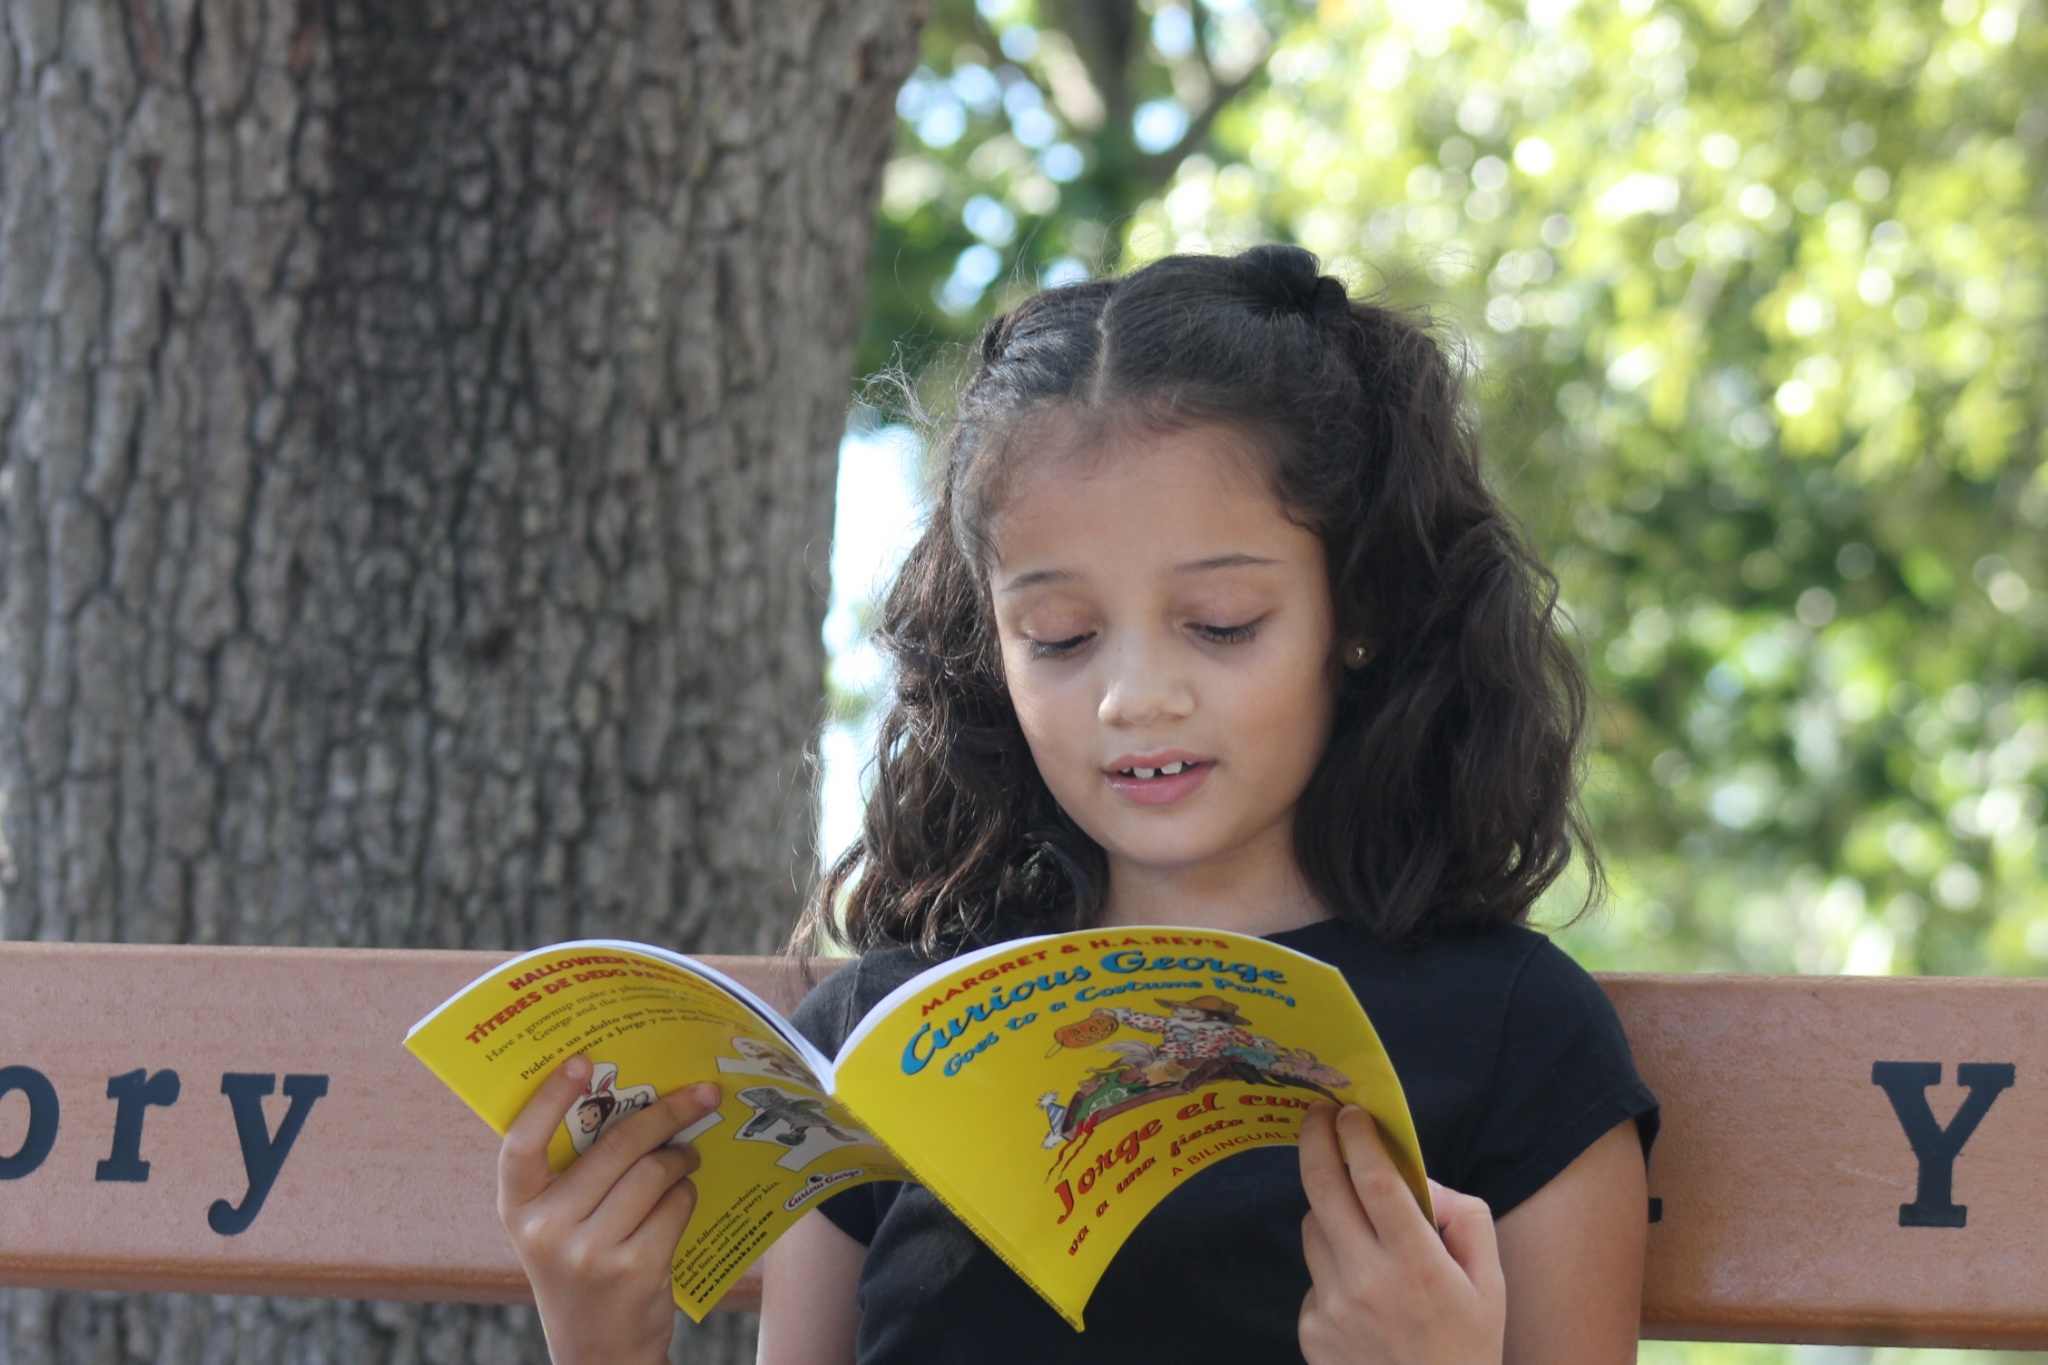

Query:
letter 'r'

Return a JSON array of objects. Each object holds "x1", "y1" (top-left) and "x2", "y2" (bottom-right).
[
  {"x1": 97, "y1": 1068, "x2": 182, "y2": 1182},
  {"x1": 1871, "y1": 1060, "x2": 2015, "y2": 1228}
]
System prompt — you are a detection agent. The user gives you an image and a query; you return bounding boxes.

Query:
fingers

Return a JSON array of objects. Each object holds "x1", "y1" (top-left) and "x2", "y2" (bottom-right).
[
  {"x1": 1428, "y1": 1180, "x2": 1505, "y2": 1300},
  {"x1": 499, "y1": 1054, "x2": 595, "y2": 1210},
  {"x1": 584, "y1": 1141, "x2": 702, "y2": 1246},
  {"x1": 1299, "y1": 1130, "x2": 1507, "y2": 1365},
  {"x1": 553, "y1": 1082, "x2": 723, "y2": 1220},
  {"x1": 1333, "y1": 1105, "x2": 1436, "y2": 1258},
  {"x1": 494, "y1": 1068, "x2": 719, "y2": 1361},
  {"x1": 1300, "y1": 1207, "x2": 1340, "y2": 1289},
  {"x1": 1298, "y1": 1101, "x2": 1377, "y2": 1253},
  {"x1": 623, "y1": 1169, "x2": 701, "y2": 1266}
]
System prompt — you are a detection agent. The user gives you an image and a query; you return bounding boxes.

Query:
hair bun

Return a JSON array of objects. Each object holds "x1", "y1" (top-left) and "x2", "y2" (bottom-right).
[
  {"x1": 980, "y1": 311, "x2": 1019, "y2": 364},
  {"x1": 1240, "y1": 243, "x2": 1349, "y2": 323}
]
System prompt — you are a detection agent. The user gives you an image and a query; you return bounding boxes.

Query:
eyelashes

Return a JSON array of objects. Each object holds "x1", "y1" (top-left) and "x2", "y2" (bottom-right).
[
  {"x1": 1194, "y1": 619, "x2": 1262, "y2": 645},
  {"x1": 1026, "y1": 633, "x2": 1093, "y2": 660},
  {"x1": 1023, "y1": 618, "x2": 1266, "y2": 659}
]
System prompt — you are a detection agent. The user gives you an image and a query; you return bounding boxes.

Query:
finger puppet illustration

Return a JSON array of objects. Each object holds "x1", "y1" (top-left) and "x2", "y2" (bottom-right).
[
  {"x1": 716, "y1": 1035, "x2": 822, "y2": 1088},
  {"x1": 1038, "y1": 998, "x2": 1349, "y2": 1154},
  {"x1": 565, "y1": 1061, "x2": 659, "y2": 1155},
  {"x1": 735, "y1": 1085, "x2": 876, "y2": 1171},
  {"x1": 562, "y1": 1060, "x2": 724, "y2": 1157}
]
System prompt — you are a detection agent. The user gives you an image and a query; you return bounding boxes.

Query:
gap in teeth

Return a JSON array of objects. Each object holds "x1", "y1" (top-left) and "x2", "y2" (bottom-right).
[{"x1": 1122, "y1": 761, "x2": 1189, "y2": 779}]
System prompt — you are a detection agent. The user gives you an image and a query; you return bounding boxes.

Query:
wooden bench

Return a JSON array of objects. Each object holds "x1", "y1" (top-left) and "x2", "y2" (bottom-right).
[{"x1": 2, "y1": 942, "x2": 2044, "y2": 1347}]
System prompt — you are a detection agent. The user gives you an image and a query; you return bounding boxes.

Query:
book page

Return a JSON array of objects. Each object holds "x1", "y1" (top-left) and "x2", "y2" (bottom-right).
[
  {"x1": 405, "y1": 941, "x2": 908, "y2": 1319},
  {"x1": 830, "y1": 926, "x2": 1426, "y2": 1330}
]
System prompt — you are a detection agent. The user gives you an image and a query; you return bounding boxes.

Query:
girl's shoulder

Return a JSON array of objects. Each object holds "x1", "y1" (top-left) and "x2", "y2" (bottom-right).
[
  {"x1": 1276, "y1": 915, "x2": 1642, "y2": 1109},
  {"x1": 1276, "y1": 917, "x2": 1658, "y2": 1214},
  {"x1": 1273, "y1": 915, "x2": 1577, "y2": 996}
]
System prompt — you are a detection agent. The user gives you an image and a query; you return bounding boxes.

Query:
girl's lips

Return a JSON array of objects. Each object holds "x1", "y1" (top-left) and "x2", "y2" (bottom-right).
[{"x1": 1104, "y1": 760, "x2": 1213, "y2": 806}]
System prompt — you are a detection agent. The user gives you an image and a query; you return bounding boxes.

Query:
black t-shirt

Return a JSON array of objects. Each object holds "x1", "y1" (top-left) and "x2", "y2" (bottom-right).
[{"x1": 788, "y1": 917, "x2": 1658, "y2": 1365}]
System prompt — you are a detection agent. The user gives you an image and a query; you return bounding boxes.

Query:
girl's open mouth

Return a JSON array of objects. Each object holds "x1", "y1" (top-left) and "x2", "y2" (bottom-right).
[{"x1": 1103, "y1": 757, "x2": 1214, "y2": 805}]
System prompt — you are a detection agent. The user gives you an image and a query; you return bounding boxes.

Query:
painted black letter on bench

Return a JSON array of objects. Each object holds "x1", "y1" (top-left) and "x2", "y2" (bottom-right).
[
  {"x1": 209, "y1": 1073, "x2": 329, "y2": 1235},
  {"x1": 97, "y1": 1068, "x2": 182, "y2": 1182},
  {"x1": 0, "y1": 1066, "x2": 59, "y2": 1180},
  {"x1": 1871, "y1": 1061, "x2": 2015, "y2": 1228}
]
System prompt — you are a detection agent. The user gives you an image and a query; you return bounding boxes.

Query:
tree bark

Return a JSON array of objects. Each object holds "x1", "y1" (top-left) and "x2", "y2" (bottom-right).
[{"x1": 0, "y1": 0, "x2": 919, "y2": 1359}]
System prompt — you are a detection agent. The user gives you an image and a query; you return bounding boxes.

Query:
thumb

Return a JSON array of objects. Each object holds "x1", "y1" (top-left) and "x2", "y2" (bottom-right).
[{"x1": 1428, "y1": 1180, "x2": 1504, "y2": 1299}]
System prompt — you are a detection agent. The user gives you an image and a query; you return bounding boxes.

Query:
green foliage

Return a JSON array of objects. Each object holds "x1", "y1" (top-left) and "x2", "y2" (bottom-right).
[
  {"x1": 853, "y1": 0, "x2": 2048, "y2": 984},
  {"x1": 1125, "y1": 0, "x2": 2048, "y2": 977},
  {"x1": 856, "y1": 0, "x2": 1290, "y2": 384}
]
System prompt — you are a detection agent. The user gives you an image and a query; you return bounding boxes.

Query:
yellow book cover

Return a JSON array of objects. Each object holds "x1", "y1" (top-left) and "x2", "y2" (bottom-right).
[
  {"x1": 404, "y1": 942, "x2": 910, "y2": 1320},
  {"x1": 406, "y1": 926, "x2": 1426, "y2": 1329}
]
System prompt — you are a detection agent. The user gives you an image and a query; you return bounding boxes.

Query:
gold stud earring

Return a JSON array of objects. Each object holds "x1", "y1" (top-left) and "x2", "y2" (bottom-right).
[{"x1": 1346, "y1": 640, "x2": 1371, "y2": 668}]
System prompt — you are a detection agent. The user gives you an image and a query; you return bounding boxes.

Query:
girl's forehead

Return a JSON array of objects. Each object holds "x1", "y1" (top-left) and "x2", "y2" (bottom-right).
[{"x1": 989, "y1": 422, "x2": 1302, "y2": 571}]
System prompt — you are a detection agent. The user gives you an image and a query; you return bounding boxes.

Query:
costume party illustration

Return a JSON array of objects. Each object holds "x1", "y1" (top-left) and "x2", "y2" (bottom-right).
[{"x1": 1037, "y1": 997, "x2": 1350, "y2": 1158}]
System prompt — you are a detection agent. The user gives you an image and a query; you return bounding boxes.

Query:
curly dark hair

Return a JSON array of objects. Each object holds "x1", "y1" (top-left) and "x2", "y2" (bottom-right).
[{"x1": 793, "y1": 245, "x2": 1598, "y2": 957}]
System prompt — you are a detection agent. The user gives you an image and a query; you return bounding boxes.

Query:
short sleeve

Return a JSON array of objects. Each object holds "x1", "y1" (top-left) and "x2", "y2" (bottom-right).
[
  {"x1": 1457, "y1": 938, "x2": 1659, "y2": 1217},
  {"x1": 786, "y1": 958, "x2": 898, "y2": 1246}
]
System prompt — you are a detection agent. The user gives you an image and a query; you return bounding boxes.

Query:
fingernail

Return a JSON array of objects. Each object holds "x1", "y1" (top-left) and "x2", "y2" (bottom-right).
[
  {"x1": 563, "y1": 1054, "x2": 591, "y2": 1082},
  {"x1": 1340, "y1": 1103, "x2": 1364, "y2": 1116},
  {"x1": 689, "y1": 1082, "x2": 721, "y2": 1108}
]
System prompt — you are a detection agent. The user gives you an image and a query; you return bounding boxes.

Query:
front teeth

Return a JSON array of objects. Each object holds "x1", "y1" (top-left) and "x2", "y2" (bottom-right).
[{"x1": 1123, "y1": 761, "x2": 1190, "y2": 779}]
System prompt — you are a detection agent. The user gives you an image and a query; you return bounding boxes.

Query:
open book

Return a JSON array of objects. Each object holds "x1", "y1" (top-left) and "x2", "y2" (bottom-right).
[{"x1": 404, "y1": 926, "x2": 1428, "y2": 1329}]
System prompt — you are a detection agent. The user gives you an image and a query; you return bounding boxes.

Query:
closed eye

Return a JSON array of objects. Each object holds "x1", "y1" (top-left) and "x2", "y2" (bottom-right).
[
  {"x1": 1193, "y1": 619, "x2": 1263, "y2": 644},
  {"x1": 1027, "y1": 632, "x2": 1094, "y2": 659}
]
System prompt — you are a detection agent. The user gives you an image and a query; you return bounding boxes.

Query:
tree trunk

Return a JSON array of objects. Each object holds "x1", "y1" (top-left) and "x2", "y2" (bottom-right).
[{"x1": 0, "y1": 0, "x2": 919, "y2": 1359}]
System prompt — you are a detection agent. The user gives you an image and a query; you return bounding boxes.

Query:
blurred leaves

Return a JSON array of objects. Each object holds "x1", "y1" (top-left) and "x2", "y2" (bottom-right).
[
  {"x1": 853, "y1": 0, "x2": 2048, "y2": 980},
  {"x1": 856, "y1": 0, "x2": 1287, "y2": 383}
]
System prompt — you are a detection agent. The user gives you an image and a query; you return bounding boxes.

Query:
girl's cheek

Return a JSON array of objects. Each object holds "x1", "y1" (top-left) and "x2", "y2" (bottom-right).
[{"x1": 1005, "y1": 685, "x2": 1071, "y2": 760}]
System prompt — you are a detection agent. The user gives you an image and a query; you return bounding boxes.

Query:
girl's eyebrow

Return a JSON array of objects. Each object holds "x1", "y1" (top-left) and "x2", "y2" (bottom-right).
[
  {"x1": 1174, "y1": 553, "x2": 1282, "y2": 575},
  {"x1": 997, "y1": 568, "x2": 1076, "y2": 595}
]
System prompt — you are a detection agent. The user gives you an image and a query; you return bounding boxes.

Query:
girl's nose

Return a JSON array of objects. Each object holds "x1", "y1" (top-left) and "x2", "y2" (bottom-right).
[{"x1": 1097, "y1": 636, "x2": 1195, "y2": 727}]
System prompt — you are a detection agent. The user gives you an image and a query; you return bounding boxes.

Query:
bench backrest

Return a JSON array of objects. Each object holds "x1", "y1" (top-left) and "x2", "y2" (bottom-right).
[{"x1": 1, "y1": 943, "x2": 2043, "y2": 1346}]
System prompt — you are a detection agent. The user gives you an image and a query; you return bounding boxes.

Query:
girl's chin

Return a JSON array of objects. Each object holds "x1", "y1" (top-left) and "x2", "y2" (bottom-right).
[{"x1": 1093, "y1": 830, "x2": 1241, "y2": 877}]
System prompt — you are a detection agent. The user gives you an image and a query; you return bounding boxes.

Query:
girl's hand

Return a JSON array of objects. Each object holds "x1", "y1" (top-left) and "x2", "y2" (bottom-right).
[
  {"x1": 1297, "y1": 1102, "x2": 1506, "y2": 1365},
  {"x1": 496, "y1": 1055, "x2": 722, "y2": 1365}
]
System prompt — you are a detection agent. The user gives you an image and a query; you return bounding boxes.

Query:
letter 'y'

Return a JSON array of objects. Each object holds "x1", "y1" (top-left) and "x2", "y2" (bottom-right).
[
  {"x1": 209, "y1": 1073, "x2": 330, "y2": 1235},
  {"x1": 1871, "y1": 1061, "x2": 2014, "y2": 1228}
]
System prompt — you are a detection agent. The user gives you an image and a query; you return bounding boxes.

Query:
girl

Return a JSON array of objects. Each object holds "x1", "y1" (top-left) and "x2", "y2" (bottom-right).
[{"x1": 495, "y1": 245, "x2": 1659, "y2": 1365}]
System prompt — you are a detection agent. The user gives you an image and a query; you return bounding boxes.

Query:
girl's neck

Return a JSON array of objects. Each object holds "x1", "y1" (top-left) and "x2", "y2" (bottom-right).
[{"x1": 1098, "y1": 848, "x2": 1332, "y2": 938}]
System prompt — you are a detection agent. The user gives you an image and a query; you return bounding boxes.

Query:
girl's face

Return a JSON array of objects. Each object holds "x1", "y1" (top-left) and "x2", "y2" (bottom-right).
[{"x1": 989, "y1": 422, "x2": 1339, "y2": 908}]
